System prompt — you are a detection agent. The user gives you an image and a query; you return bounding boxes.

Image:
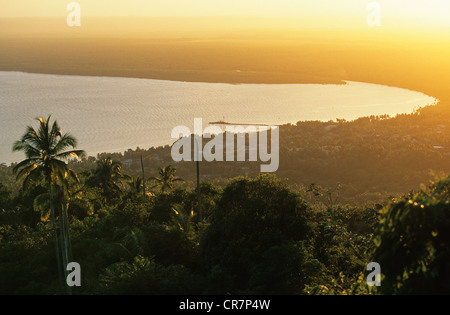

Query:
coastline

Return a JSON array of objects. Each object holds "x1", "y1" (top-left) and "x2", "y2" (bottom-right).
[
  {"x1": 0, "y1": 69, "x2": 438, "y2": 102},
  {"x1": 0, "y1": 71, "x2": 442, "y2": 163}
]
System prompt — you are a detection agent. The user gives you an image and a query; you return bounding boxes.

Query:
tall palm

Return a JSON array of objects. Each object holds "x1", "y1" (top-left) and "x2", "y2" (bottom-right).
[
  {"x1": 12, "y1": 115, "x2": 85, "y2": 290},
  {"x1": 128, "y1": 176, "x2": 151, "y2": 197},
  {"x1": 56, "y1": 179, "x2": 94, "y2": 275},
  {"x1": 91, "y1": 157, "x2": 130, "y2": 203},
  {"x1": 34, "y1": 178, "x2": 95, "y2": 222},
  {"x1": 149, "y1": 165, "x2": 184, "y2": 193}
]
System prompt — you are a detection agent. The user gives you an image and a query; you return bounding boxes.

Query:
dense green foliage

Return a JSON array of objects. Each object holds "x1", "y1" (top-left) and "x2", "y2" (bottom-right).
[
  {"x1": 0, "y1": 111, "x2": 449, "y2": 295},
  {"x1": 1, "y1": 155, "x2": 448, "y2": 294},
  {"x1": 29, "y1": 104, "x2": 445, "y2": 206},
  {"x1": 199, "y1": 176, "x2": 313, "y2": 294},
  {"x1": 372, "y1": 176, "x2": 450, "y2": 294}
]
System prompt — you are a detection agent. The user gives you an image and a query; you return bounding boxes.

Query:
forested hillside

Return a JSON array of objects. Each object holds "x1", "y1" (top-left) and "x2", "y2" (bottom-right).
[
  {"x1": 0, "y1": 106, "x2": 449, "y2": 295},
  {"x1": 51, "y1": 102, "x2": 450, "y2": 205}
]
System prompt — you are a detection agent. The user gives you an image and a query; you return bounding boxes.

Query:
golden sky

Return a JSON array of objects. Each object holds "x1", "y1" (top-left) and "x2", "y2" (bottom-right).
[
  {"x1": 1, "y1": 0, "x2": 450, "y2": 28},
  {"x1": 1, "y1": 1, "x2": 450, "y2": 103}
]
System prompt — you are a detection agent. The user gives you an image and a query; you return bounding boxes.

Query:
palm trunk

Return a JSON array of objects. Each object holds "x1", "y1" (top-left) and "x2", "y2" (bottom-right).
[
  {"x1": 57, "y1": 186, "x2": 70, "y2": 294},
  {"x1": 57, "y1": 186, "x2": 72, "y2": 295},
  {"x1": 62, "y1": 197, "x2": 73, "y2": 295},
  {"x1": 63, "y1": 201, "x2": 73, "y2": 263},
  {"x1": 141, "y1": 155, "x2": 146, "y2": 197},
  {"x1": 49, "y1": 182, "x2": 64, "y2": 291},
  {"x1": 197, "y1": 160, "x2": 201, "y2": 222}
]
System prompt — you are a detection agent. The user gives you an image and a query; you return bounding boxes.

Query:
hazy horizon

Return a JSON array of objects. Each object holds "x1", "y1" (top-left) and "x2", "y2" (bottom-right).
[
  {"x1": 1, "y1": 2, "x2": 449, "y2": 103},
  {"x1": 1, "y1": 0, "x2": 449, "y2": 24},
  {"x1": 1, "y1": 0, "x2": 450, "y2": 36}
]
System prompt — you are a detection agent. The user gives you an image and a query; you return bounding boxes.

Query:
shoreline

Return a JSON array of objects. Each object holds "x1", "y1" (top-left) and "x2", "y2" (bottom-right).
[
  {"x1": 1, "y1": 69, "x2": 345, "y2": 86},
  {"x1": 0, "y1": 70, "x2": 439, "y2": 99},
  {"x1": 0, "y1": 70, "x2": 441, "y2": 165},
  {"x1": 0, "y1": 69, "x2": 346, "y2": 86},
  {"x1": 1, "y1": 69, "x2": 439, "y2": 110}
]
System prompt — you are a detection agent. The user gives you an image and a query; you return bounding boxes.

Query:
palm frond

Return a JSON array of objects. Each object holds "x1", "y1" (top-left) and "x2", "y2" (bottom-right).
[
  {"x1": 33, "y1": 193, "x2": 51, "y2": 222},
  {"x1": 148, "y1": 176, "x2": 162, "y2": 183},
  {"x1": 14, "y1": 162, "x2": 39, "y2": 183},
  {"x1": 22, "y1": 166, "x2": 44, "y2": 192},
  {"x1": 53, "y1": 133, "x2": 78, "y2": 154},
  {"x1": 49, "y1": 119, "x2": 62, "y2": 149},
  {"x1": 13, "y1": 126, "x2": 43, "y2": 154},
  {"x1": 55, "y1": 149, "x2": 86, "y2": 160},
  {"x1": 12, "y1": 157, "x2": 40, "y2": 175}
]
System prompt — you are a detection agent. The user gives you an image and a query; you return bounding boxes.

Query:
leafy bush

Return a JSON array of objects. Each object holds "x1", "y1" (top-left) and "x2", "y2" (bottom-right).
[
  {"x1": 371, "y1": 176, "x2": 450, "y2": 294},
  {"x1": 98, "y1": 255, "x2": 198, "y2": 295},
  {"x1": 199, "y1": 175, "x2": 314, "y2": 294}
]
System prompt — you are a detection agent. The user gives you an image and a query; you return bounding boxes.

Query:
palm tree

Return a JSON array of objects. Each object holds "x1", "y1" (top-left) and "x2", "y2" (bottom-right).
[
  {"x1": 34, "y1": 178, "x2": 95, "y2": 222},
  {"x1": 149, "y1": 165, "x2": 184, "y2": 193},
  {"x1": 91, "y1": 157, "x2": 130, "y2": 203},
  {"x1": 12, "y1": 115, "x2": 85, "y2": 291},
  {"x1": 128, "y1": 176, "x2": 143, "y2": 193}
]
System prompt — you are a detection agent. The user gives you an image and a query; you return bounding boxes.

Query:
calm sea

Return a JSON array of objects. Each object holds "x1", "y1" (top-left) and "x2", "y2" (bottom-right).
[{"x1": 0, "y1": 71, "x2": 437, "y2": 164}]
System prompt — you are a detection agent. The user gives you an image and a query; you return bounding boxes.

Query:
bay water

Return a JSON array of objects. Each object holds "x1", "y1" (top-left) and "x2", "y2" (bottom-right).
[{"x1": 0, "y1": 71, "x2": 437, "y2": 164}]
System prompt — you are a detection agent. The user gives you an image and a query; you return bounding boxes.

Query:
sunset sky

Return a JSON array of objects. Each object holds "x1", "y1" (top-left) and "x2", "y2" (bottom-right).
[
  {"x1": 1, "y1": 0, "x2": 450, "y2": 29},
  {"x1": 1, "y1": 0, "x2": 450, "y2": 100}
]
